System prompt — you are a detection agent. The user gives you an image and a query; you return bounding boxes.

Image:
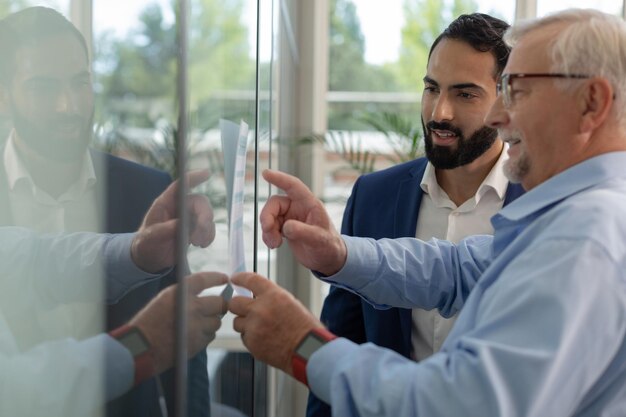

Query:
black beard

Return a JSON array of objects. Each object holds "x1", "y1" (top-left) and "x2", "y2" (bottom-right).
[
  {"x1": 10, "y1": 103, "x2": 93, "y2": 163},
  {"x1": 422, "y1": 119, "x2": 498, "y2": 170}
]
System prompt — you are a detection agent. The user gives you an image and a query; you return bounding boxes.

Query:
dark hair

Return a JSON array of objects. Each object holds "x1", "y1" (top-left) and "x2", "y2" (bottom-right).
[
  {"x1": 0, "y1": 6, "x2": 88, "y2": 83},
  {"x1": 428, "y1": 13, "x2": 510, "y2": 79}
]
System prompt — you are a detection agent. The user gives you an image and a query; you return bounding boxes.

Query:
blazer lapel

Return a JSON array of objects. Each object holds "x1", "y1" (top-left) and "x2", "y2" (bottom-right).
[
  {"x1": 393, "y1": 158, "x2": 428, "y2": 357},
  {"x1": 393, "y1": 159, "x2": 428, "y2": 238}
]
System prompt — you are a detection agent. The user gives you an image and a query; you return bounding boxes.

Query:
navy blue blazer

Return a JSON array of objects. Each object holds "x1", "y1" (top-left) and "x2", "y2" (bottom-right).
[
  {"x1": 0, "y1": 150, "x2": 209, "y2": 417},
  {"x1": 306, "y1": 157, "x2": 525, "y2": 417}
]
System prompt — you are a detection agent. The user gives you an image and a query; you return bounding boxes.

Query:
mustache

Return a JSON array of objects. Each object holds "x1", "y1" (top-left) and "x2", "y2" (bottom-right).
[{"x1": 425, "y1": 121, "x2": 463, "y2": 138}]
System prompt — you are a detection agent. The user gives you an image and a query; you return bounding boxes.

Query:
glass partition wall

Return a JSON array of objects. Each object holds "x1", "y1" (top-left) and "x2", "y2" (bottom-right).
[
  {"x1": 2, "y1": 0, "x2": 626, "y2": 416},
  {"x1": 92, "y1": 0, "x2": 276, "y2": 416},
  {"x1": 0, "y1": 0, "x2": 276, "y2": 416}
]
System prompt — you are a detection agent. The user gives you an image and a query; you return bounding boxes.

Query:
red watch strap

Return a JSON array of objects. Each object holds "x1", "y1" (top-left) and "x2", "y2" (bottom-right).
[
  {"x1": 292, "y1": 354, "x2": 308, "y2": 386},
  {"x1": 110, "y1": 324, "x2": 155, "y2": 386},
  {"x1": 292, "y1": 327, "x2": 337, "y2": 387}
]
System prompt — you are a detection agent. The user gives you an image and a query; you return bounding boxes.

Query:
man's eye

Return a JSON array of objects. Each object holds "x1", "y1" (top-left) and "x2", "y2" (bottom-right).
[
  {"x1": 28, "y1": 83, "x2": 58, "y2": 96},
  {"x1": 458, "y1": 92, "x2": 476, "y2": 99}
]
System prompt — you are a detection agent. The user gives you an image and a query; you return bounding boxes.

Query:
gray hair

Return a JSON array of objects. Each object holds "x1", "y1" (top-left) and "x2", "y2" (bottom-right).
[{"x1": 505, "y1": 9, "x2": 626, "y2": 127}]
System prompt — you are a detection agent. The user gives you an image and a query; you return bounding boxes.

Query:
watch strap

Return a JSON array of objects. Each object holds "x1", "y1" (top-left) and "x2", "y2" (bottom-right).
[
  {"x1": 292, "y1": 327, "x2": 337, "y2": 386},
  {"x1": 110, "y1": 324, "x2": 155, "y2": 386}
]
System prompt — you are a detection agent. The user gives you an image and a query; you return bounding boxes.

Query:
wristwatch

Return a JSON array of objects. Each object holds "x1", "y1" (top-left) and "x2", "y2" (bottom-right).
[
  {"x1": 292, "y1": 327, "x2": 337, "y2": 386},
  {"x1": 110, "y1": 324, "x2": 155, "y2": 385}
]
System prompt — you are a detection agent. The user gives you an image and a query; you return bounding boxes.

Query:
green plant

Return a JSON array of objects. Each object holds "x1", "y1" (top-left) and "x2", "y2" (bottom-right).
[
  {"x1": 93, "y1": 122, "x2": 228, "y2": 220},
  {"x1": 319, "y1": 110, "x2": 424, "y2": 175}
]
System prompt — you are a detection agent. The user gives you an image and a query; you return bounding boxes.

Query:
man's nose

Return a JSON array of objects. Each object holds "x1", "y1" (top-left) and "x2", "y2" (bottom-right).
[
  {"x1": 485, "y1": 94, "x2": 508, "y2": 129},
  {"x1": 431, "y1": 94, "x2": 453, "y2": 122},
  {"x1": 54, "y1": 87, "x2": 79, "y2": 113}
]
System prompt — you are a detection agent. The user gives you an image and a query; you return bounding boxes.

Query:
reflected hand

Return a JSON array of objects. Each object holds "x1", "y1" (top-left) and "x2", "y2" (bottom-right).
[
  {"x1": 260, "y1": 169, "x2": 347, "y2": 276},
  {"x1": 228, "y1": 272, "x2": 321, "y2": 375},
  {"x1": 131, "y1": 170, "x2": 216, "y2": 273},
  {"x1": 130, "y1": 271, "x2": 228, "y2": 375}
]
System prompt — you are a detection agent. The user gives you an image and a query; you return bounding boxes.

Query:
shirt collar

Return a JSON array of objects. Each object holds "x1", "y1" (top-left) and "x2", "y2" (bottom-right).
[
  {"x1": 476, "y1": 146, "x2": 510, "y2": 201},
  {"x1": 3, "y1": 129, "x2": 97, "y2": 196},
  {"x1": 420, "y1": 161, "x2": 445, "y2": 203},
  {"x1": 495, "y1": 151, "x2": 626, "y2": 223},
  {"x1": 420, "y1": 145, "x2": 510, "y2": 204}
]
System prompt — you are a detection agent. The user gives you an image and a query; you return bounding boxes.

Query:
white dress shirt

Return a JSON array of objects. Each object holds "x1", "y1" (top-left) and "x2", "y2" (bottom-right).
[
  {"x1": 3, "y1": 131, "x2": 102, "y2": 348},
  {"x1": 411, "y1": 148, "x2": 509, "y2": 360},
  {"x1": 3, "y1": 131, "x2": 100, "y2": 234}
]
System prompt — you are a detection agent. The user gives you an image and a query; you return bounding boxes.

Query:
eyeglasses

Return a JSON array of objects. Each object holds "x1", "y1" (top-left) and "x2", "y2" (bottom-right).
[{"x1": 496, "y1": 73, "x2": 589, "y2": 108}]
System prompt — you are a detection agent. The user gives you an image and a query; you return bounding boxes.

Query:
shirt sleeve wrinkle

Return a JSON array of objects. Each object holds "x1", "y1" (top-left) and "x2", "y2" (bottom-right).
[{"x1": 324, "y1": 235, "x2": 492, "y2": 315}]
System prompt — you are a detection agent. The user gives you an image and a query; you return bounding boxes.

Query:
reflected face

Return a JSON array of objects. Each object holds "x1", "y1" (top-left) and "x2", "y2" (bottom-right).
[
  {"x1": 421, "y1": 39, "x2": 500, "y2": 169},
  {"x1": 5, "y1": 33, "x2": 94, "y2": 162},
  {"x1": 485, "y1": 24, "x2": 581, "y2": 190}
]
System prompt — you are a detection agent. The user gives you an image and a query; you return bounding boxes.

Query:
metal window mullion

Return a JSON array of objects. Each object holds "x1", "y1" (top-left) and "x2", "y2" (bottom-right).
[
  {"x1": 174, "y1": 0, "x2": 190, "y2": 416},
  {"x1": 252, "y1": 0, "x2": 262, "y2": 415},
  {"x1": 515, "y1": 0, "x2": 537, "y2": 21},
  {"x1": 69, "y1": 0, "x2": 93, "y2": 63}
]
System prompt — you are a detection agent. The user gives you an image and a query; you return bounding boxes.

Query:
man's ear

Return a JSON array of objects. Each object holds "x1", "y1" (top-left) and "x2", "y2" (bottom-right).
[{"x1": 579, "y1": 77, "x2": 613, "y2": 134}]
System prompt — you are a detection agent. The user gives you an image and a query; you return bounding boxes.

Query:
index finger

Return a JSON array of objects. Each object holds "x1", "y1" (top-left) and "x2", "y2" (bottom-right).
[
  {"x1": 187, "y1": 271, "x2": 229, "y2": 295},
  {"x1": 188, "y1": 194, "x2": 215, "y2": 247},
  {"x1": 155, "y1": 169, "x2": 211, "y2": 213},
  {"x1": 231, "y1": 272, "x2": 274, "y2": 296},
  {"x1": 262, "y1": 169, "x2": 316, "y2": 202}
]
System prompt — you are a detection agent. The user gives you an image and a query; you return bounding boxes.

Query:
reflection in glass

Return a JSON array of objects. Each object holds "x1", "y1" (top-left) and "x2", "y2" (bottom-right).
[
  {"x1": 0, "y1": 5, "x2": 107, "y2": 415},
  {"x1": 1, "y1": 0, "x2": 274, "y2": 414},
  {"x1": 93, "y1": 1, "x2": 218, "y2": 416},
  {"x1": 184, "y1": 0, "x2": 262, "y2": 415},
  {"x1": 95, "y1": 0, "x2": 268, "y2": 415}
]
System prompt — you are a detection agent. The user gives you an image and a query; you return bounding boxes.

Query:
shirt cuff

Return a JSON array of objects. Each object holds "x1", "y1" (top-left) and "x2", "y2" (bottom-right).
[
  {"x1": 104, "y1": 233, "x2": 172, "y2": 303},
  {"x1": 320, "y1": 235, "x2": 382, "y2": 291},
  {"x1": 307, "y1": 337, "x2": 360, "y2": 404},
  {"x1": 101, "y1": 334, "x2": 134, "y2": 400}
]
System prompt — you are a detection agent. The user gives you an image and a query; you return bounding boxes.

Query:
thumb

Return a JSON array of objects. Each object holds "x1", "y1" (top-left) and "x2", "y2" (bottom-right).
[
  {"x1": 132, "y1": 218, "x2": 180, "y2": 273},
  {"x1": 142, "y1": 203, "x2": 170, "y2": 228},
  {"x1": 282, "y1": 219, "x2": 329, "y2": 245},
  {"x1": 143, "y1": 218, "x2": 180, "y2": 243}
]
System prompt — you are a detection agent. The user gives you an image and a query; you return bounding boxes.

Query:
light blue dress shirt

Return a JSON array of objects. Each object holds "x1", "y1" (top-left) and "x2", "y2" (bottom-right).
[
  {"x1": 0, "y1": 228, "x2": 161, "y2": 305},
  {"x1": 309, "y1": 152, "x2": 626, "y2": 417},
  {"x1": 0, "y1": 229, "x2": 163, "y2": 415}
]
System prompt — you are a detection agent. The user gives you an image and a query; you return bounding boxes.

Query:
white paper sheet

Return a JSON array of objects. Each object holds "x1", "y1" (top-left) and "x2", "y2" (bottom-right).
[{"x1": 219, "y1": 119, "x2": 252, "y2": 299}]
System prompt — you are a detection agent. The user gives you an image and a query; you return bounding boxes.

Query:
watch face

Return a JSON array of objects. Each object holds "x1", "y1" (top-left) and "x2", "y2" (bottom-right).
[
  {"x1": 118, "y1": 329, "x2": 150, "y2": 357},
  {"x1": 296, "y1": 332, "x2": 327, "y2": 360}
]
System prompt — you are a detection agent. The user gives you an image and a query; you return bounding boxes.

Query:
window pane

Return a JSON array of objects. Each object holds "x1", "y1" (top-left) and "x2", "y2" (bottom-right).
[
  {"x1": 93, "y1": 0, "x2": 263, "y2": 415},
  {"x1": 1, "y1": 0, "x2": 69, "y2": 15},
  {"x1": 538, "y1": 0, "x2": 623, "y2": 16},
  {"x1": 476, "y1": 0, "x2": 514, "y2": 22}
]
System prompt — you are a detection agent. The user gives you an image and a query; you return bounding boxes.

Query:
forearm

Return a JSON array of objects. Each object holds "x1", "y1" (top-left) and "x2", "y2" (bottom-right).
[
  {"x1": 0, "y1": 228, "x2": 165, "y2": 308},
  {"x1": 321, "y1": 234, "x2": 493, "y2": 316}
]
